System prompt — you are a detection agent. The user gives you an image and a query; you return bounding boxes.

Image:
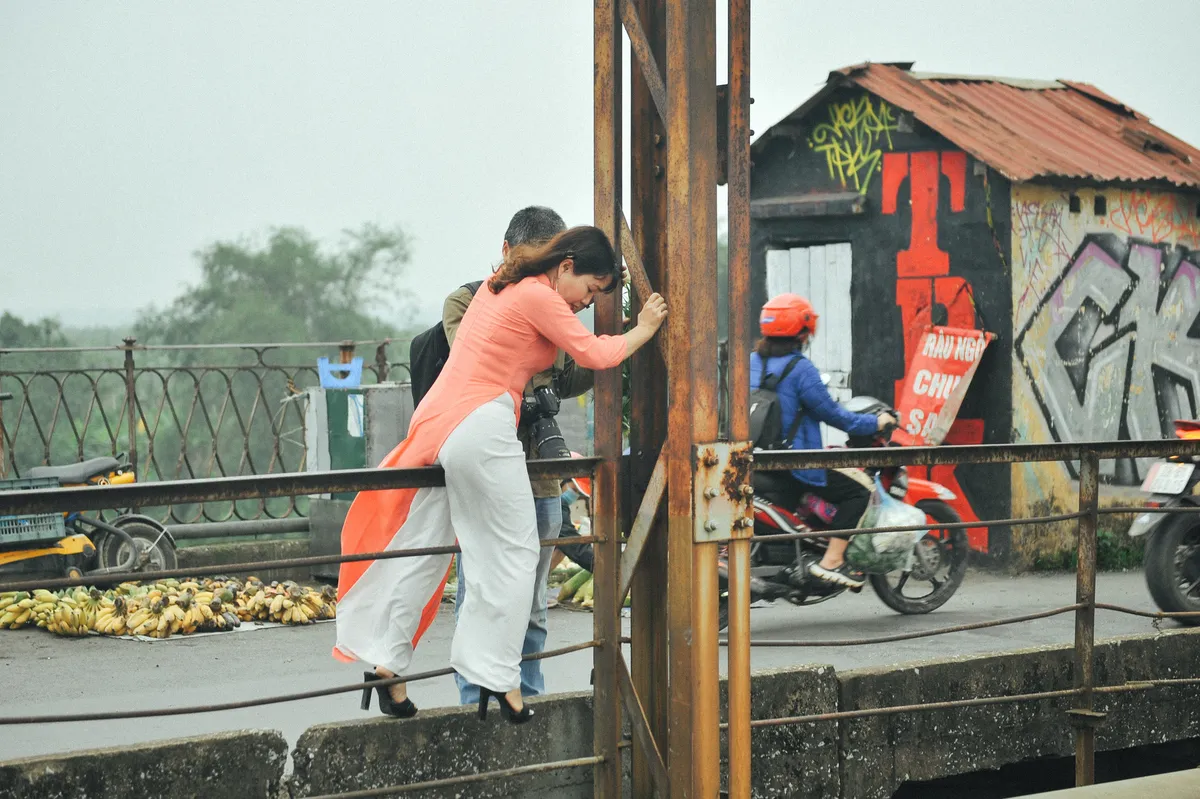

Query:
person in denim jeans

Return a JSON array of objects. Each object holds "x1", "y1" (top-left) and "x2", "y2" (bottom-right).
[{"x1": 442, "y1": 206, "x2": 593, "y2": 702}]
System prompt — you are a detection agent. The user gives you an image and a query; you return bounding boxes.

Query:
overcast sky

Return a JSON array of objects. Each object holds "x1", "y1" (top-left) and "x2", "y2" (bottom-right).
[{"x1": 2, "y1": 1, "x2": 1197, "y2": 331}]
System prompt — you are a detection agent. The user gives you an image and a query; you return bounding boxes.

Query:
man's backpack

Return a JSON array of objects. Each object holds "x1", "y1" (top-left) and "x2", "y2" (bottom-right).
[
  {"x1": 748, "y1": 355, "x2": 804, "y2": 450},
  {"x1": 408, "y1": 280, "x2": 485, "y2": 408}
]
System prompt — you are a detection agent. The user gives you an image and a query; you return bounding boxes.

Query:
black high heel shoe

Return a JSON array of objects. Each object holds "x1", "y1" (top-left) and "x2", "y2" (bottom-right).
[
  {"x1": 477, "y1": 687, "x2": 534, "y2": 725},
  {"x1": 360, "y1": 671, "x2": 418, "y2": 718}
]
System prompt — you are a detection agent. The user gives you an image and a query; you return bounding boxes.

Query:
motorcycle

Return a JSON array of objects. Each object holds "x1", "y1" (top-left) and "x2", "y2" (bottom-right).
[
  {"x1": 0, "y1": 392, "x2": 178, "y2": 581},
  {"x1": 717, "y1": 395, "x2": 969, "y2": 631},
  {"x1": 1127, "y1": 420, "x2": 1200, "y2": 625}
]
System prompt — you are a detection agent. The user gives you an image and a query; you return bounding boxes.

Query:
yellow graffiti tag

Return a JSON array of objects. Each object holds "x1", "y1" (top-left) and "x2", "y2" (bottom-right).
[{"x1": 808, "y1": 94, "x2": 898, "y2": 194}]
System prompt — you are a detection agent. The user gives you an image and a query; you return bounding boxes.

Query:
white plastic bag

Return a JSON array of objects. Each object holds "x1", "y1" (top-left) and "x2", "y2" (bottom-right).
[{"x1": 846, "y1": 474, "x2": 928, "y2": 574}]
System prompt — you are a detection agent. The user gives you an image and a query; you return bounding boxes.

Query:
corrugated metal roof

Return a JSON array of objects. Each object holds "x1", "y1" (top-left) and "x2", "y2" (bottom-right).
[{"x1": 756, "y1": 62, "x2": 1200, "y2": 189}]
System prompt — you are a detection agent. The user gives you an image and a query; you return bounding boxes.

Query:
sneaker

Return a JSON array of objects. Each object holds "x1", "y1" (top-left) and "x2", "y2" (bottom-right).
[{"x1": 808, "y1": 561, "x2": 865, "y2": 590}]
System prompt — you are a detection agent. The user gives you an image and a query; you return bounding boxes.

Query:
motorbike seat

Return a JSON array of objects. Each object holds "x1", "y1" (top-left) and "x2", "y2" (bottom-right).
[{"x1": 28, "y1": 457, "x2": 121, "y2": 485}]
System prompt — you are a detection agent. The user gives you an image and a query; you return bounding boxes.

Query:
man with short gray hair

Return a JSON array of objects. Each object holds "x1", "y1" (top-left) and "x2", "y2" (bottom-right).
[{"x1": 443, "y1": 205, "x2": 593, "y2": 704}]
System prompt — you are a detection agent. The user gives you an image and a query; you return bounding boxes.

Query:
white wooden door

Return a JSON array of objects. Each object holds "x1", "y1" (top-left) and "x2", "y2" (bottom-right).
[{"x1": 764, "y1": 243, "x2": 853, "y2": 447}]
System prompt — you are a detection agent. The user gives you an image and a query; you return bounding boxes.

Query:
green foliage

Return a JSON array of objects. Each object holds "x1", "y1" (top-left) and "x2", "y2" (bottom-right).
[
  {"x1": 1030, "y1": 520, "x2": 1145, "y2": 572},
  {"x1": 0, "y1": 313, "x2": 70, "y2": 349},
  {"x1": 136, "y1": 224, "x2": 415, "y2": 348}
]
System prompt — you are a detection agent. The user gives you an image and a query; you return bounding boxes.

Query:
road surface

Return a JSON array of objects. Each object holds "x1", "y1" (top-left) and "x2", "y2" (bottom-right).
[{"x1": 0, "y1": 569, "x2": 1178, "y2": 763}]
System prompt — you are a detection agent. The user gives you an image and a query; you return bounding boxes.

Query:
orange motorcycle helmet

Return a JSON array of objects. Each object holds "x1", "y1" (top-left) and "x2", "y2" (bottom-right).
[
  {"x1": 759, "y1": 293, "x2": 818, "y2": 339},
  {"x1": 568, "y1": 451, "x2": 591, "y2": 498}
]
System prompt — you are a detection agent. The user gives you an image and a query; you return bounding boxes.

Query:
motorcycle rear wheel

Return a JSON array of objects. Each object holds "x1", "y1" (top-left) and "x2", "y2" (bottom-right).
[
  {"x1": 869, "y1": 500, "x2": 968, "y2": 615},
  {"x1": 1144, "y1": 518, "x2": 1200, "y2": 626}
]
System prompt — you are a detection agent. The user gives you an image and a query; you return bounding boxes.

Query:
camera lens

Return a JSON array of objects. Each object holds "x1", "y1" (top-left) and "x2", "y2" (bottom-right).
[{"x1": 531, "y1": 416, "x2": 571, "y2": 460}]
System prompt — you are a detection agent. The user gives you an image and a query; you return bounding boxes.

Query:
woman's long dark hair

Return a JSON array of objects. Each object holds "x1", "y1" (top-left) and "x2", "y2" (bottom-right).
[
  {"x1": 753, "y1": 335, "x2": 806, "y2": 358},
  {"x1": 488, "y1": 225, "x2": 621, "y2": 294}
]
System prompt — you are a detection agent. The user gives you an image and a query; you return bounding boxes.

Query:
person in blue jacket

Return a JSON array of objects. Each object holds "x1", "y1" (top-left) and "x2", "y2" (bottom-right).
[{"x1": 750, "y1": 293, "x2": 896, "y2": 588}]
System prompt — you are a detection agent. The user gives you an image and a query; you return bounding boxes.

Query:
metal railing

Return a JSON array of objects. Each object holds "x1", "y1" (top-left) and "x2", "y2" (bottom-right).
[
  {"x1": 0, "y1": 338, "x2": 407, "y2": 524},
  {"x1": 1, "y1": 442, "x2": 1199, "y2": 796}
]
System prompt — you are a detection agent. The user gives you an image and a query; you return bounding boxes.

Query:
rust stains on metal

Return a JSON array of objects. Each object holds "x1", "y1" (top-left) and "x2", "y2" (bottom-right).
[
  {"x1": 722, "y1": 443, "x2": 753, "y2": 504},
  {"x1": 755, "y1": 62, "x2": 1200, "y2": 189}
]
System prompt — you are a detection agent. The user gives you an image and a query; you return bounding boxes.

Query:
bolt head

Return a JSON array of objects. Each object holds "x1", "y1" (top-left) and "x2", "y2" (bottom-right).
[
  {"x1": 705, "y1": 488, "x2": 719, "y2": 499},
  {"x1": 704, "y1": 521, "x2": 719, "y2": 532},
  {"x1": 740, "y1": 485, "x2": 754, "y2": 497}
]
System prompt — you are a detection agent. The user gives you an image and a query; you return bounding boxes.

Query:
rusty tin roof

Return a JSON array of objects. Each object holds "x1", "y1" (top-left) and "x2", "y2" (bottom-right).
[{"x1": 756, "y1": 62, "x2": 1200, "y2": 190}]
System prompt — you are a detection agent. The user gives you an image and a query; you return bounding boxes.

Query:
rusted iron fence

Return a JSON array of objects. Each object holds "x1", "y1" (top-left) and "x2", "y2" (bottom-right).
[
  {"x1": 0, "y1": 339, "x2": 406, "y2": 524},
  {"x1": 0, "y1": 440, "x2": 1198, "y2": 796}
]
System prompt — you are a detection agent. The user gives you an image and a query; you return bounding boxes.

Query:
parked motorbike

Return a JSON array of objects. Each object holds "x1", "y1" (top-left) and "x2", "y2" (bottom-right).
[
  {"x1": 1127, "y1": 420, "x2": 1200, "y2": 625},
  {"x1": 0, "y1": 392, "x2": 177, "y2": 580},
  {"x1": 717, "y1": 395, "x2": 969, "y2": 631}
]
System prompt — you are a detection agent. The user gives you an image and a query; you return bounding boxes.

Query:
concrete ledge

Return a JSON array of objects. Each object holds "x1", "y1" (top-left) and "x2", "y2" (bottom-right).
[
  {"x1": 290, "y1": 691, "x2": 598, "y2": 798},
  {"x1": 838, "y1": 629, "x2": 1200, "y2": 798},
  {"x1": 0, "y1": 729, "x2": 288, "y2": 799},
  {"x1": 718, "y1": 664, "x2": 840, "y2": 798},
  {"x1": 178, "y1": 538, "x2": 311, "y2": 583}
]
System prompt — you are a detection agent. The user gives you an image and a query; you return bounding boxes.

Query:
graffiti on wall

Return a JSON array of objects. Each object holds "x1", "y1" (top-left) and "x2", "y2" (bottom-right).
[
  {"x1": 881, "y1": 148, "x2": 988, "y2": 544},
  {"x1": 1013, "y1": 186, "x2": 1200, "y2": 484},
  {"x1": 807, "y1": 94, "x2": 898, "y2": 195}
]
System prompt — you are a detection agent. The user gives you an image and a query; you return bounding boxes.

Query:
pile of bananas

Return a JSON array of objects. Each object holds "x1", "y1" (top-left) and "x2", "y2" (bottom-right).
[
  {"x1": 0, "y1": 576, "x2": 337, "y2": 639},
  {"x1": 235, "y1": 579, "x2": 337, "y2": 625},
  {"x1": 0, "y1": 589, "x2": 57, "y2": 629}
]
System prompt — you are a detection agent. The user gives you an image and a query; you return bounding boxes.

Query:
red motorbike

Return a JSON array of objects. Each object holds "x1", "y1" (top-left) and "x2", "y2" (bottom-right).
[{"x1": 717, "y1": 396, "x2": 969, "y2": 631}]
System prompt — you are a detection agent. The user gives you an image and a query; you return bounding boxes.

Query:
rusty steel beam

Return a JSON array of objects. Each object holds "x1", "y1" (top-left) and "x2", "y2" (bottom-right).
[
  {"x1": 593, "y1": 0, "x2": 624, "y2": 795},
  {"x1": 619, "y1": 211, "x2": 668, "y2": 362},
  {"x1": 0, "y1": 458, "x2": 601, "y2": 516},
  {"x1": 725, "y1": 0, "x2": 753, "y2": 794},
  {"x1": 618, "y1": 449, "x2": 667, "y2": 600},
  {"x1": 616, "y1": 652, "x2": 670, "y2": 795},
  {"x1": 665, "y1": 0, "x2": 721, "y2": 794},
  {"x1": 629, "y1": 0, "x2": 671, "y2": 792},
  {"x1": 619, "y1": 0, "x2": 668, "y2": 124},
  {"x1": 1073, "y1": 451, "x2": 1101, "y2": 787},
  {"x1": 752, "y1": 437, "x2": 1200, "y2": 470}
]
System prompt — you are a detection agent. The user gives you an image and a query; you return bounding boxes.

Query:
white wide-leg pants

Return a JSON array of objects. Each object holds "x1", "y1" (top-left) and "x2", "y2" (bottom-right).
[{"x1": 334, "y1": 394, "x2": 539, "y2": 692}]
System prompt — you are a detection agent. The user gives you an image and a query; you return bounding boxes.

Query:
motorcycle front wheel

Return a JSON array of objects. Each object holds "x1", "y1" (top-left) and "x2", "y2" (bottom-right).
[
  {"x1": 1144, "y1": 518, "x2": 1200, "y2": 626},
  {"x1": 869, "y1": 500, "x2": 969, "y2": 615}
]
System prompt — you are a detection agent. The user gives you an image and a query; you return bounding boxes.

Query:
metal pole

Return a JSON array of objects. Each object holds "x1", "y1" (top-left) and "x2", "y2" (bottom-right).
[
  {"x1": 1073, "y1": 450, "x2": 1100, "y2": 786},
  {"x1": 666, "y1": 0, "x2": 720, "y2": 794},
  {"x1": 630, "y1": 0, "x2": 671, "y2": 795},
  {"x1": 593, "y1": 1, "x2": 624, "y2": 795},
  {"x1": 725, "y1": 0, "x2": 752, "y2": 795},
  {"x1": 123, "y1": 337, "x2": 139, "y2": 483}
]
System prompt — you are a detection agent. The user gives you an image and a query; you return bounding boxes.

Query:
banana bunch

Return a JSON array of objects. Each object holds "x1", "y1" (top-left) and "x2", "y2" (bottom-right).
[
  {"x1": 30, "y1": 590, "x2": 60, "y2": 628},
  {"x1": 126, "y1": 598, "x2": 166, "y2": 637},
  {"x1": 174, "y1": 591, "x2": 205, "y2": 635},
  {"x1": 238, "y1": 582, "x2": 274, "y2": 621},
  {"x1": 93, "y1": 595, "x2": 129, "y2": 636},
  {"x1": 304, "y1": 585, "x2": 338, "y2": 621},
  {"x1": 46, "y1": 595, "x2": 90, "y2": 636},
  {"x1": 0, "y1": 591, "x2": 41, "y2": 629}
]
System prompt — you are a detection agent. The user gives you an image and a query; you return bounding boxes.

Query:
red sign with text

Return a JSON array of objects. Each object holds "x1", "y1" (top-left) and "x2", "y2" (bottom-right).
[{"x1": 892, "y1": 325, "x2": 995, "y2": 447}]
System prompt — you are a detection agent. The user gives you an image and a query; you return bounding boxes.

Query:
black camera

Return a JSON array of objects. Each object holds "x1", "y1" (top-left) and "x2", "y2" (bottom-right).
[{"x1": 520, "y1": 385, "x2": 571, "y2": 460}]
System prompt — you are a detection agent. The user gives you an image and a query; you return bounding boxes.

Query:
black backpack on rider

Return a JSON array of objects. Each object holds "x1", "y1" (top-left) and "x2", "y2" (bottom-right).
[
  {"x1": 408, "y1": 280, "x2": 485, "y2": 409},
  {"x1": 748, "y1": 355, "x2": 804, "y2": 450}
]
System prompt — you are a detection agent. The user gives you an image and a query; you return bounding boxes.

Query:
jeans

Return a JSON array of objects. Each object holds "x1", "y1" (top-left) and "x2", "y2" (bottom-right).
[{"x1": 455, "y1": 495, "x2": 562, "y2": 702}]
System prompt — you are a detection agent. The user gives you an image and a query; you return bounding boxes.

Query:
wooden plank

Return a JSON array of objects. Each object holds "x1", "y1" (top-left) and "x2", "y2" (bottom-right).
[
  {"x1": 617, "y1": 449, "x2": 667, "y2": 600},
  {"x1": 765, "y1": 249, "x2": 790, "y2": 298}
]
